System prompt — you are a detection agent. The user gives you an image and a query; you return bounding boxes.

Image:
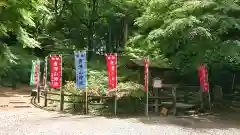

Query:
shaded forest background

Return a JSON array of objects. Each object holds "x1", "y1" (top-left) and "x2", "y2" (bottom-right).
[{"x1": 1, "y1": 0, "x2": 240, "y2": 101}]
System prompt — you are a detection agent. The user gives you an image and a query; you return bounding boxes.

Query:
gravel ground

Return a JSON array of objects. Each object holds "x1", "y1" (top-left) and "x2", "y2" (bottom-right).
[{"x1": 0, "y1": 108, "x2": 239, "y2": 135}]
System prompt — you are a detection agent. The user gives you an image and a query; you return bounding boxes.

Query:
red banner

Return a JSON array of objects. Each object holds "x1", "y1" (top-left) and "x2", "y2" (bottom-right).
[
  {"x1": 106, "y1": 54, "x2": 117, "y2": 90},
  {"x1": 198, "y1": 64, "x2": 209, "y2": 92},
  {"x1": 49, "y1": 56, "x2": 62, "y2": 89},
  {"x1": 144, "y1": 58, "x2": 149, "y2": 92},
  {"x1": 34, "y1": 61, "x2": 39, "y2": 87}
]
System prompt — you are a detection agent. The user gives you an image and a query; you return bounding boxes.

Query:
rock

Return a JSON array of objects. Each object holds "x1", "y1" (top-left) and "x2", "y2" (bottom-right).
[{"x1": 161, "y1": 107, "x2": 168, "y2": 116}]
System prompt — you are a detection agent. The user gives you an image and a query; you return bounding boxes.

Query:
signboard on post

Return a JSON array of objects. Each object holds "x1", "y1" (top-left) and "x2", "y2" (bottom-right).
[
  {"x1": 198, "y1": 64, "x2": 209, "y2": 92},
  {"x1": 49, "y1": 55, "x2": 62, "y2": 89},
  {"x1": 106, "y1": 54, "x2": 117, "y2": 90},
  {"x1": 153, "y1": 79, "x2": 162, "y2": 88},
  {"x1": 74, "y1": 51, "x2": 87, "y2": 89}
]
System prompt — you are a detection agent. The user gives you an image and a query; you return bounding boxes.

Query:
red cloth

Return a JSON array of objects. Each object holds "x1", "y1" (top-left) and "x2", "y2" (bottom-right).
[
  {"x1": 34, "y1": 62, "x2": 39, "y2": 87},
  {"x1": 198, "y1": 64, "x2": 209, "y2": 92},
  {"x1": 144, "y1": 59, "x2": 149, "y2": 92},
  {"x1": 49, "y1": 56, "x2": 62, "y2": 89},
  {"x1": 106, "y1": 54, "x2": 117, "y2": 90}
]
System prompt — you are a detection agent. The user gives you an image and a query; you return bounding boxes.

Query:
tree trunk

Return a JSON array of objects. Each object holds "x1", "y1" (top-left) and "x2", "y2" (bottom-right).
[
  {"x1": 87, "y1": 0, "x2": 97, "y2": 60},
  {"x1": 106, "y1": 24, "x2": 112, "y2": 53},
  {"x1": 123, "y1": 18, "x2": 128, "y2": 46}
]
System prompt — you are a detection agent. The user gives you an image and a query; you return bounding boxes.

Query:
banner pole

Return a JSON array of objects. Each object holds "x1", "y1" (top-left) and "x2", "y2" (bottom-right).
[
  {"x1": 206, "y1": 64, "x2": 211, "y2": 110},
  {"x1": 114, "y1": 53, "x2": 117, "y2": 116},
  {"x1": 37, "y1": 59, "x2": 40, "y2": 88},
  {"x1": 60, "y1": 54, "x2": 63, "y2": 111},
  {"x1": 44, "y1": 56, "x2": 48, "y2": 89},
  {"x1": 37, "y1": 59, "x2": 41, "y2": 103},
  {"x1": 146, "y1": 57, "x2": 149, "y2": 117},
  {"x1": 85, "y1": 51, "x2": 88, "y2": 114}
]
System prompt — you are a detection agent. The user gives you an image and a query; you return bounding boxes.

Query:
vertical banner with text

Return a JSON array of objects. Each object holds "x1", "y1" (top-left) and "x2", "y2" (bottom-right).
[
  {"x1": 30, "y1": 60, "x2": 40, "y2": 87},
  {"x1": 49, "y1": 55, "x2": 62, "y2": 89},
  {"x1": 106, "y1": 54, "x2": 117, "y2": 90},
  {"x1": 75, "y1": 51, "x2": 87, "y2": 89},
  {"x1": 144, "y1": 58, "x2": 149, "y2": 92},
  {"x1": 198, "y1": 64, "x2": 209, "y2": 92}
]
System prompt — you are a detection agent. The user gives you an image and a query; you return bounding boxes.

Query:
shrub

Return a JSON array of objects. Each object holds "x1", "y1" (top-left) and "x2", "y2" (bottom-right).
[{"x1": 62, "y1": 80, "x2": 145, "y2": 114}]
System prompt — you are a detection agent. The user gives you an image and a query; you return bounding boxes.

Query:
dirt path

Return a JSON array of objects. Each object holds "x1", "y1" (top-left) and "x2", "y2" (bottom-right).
[
  {"x1": 0, "y1": 86, "x2": 33, "y2": 111},
  {"x1": 0, "y1": 86, "x2": 240, "y2": 134}
]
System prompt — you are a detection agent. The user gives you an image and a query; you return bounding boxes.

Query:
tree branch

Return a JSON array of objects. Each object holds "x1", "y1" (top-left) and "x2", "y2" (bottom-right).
[{"x1": 62, "y1": 0, "x2": 88, "y2": 27}]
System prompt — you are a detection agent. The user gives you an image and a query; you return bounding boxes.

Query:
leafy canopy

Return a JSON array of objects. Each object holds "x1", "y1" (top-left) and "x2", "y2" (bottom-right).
[
  {"x1": 0, "y1": 0, "x2": 49, "y2": 78},
  {"x1": 129, "y1": 0, "x2": 240, "y2": 71}
]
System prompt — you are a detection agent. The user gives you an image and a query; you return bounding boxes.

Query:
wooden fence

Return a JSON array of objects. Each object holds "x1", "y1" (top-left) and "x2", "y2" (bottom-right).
[
  {"x1": 34, "y1": 85, "x2": 214, "y2": 115},
  {"x1": 36, "y1": 88, "x2": 115, "y2": 112}
]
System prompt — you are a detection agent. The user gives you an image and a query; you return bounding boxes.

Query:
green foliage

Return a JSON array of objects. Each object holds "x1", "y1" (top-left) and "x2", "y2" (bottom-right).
[
  {"x1": 61, "y1": 54, "x2": 144, "y2": 98},
  {"x1": 0, "y1": 0, "x2": 49, "y2": 84},
  {"x1": 3, "y1": 0, "x2": 240, "y2": 91},
  {"x1": 0, "y1": 0, "x2": 49, "y2": 47},
  {"x1": 130, "y1": 0, "x2": 240, "y2": 72},
  {"x1": 60, "y1": 55, "x2": 145, "y2": 113}
]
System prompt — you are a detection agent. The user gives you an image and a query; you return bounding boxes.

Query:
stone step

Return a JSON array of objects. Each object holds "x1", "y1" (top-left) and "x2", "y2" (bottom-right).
[
  {"x1": 13, "y1": 105, "x2": 32, "y2": 108},
  {"x1": 9, "y1": 101, "x2": 26, "y2": 104},
  {"x1": 0, "y1": 105, "x2": 8, "y2": 108}
]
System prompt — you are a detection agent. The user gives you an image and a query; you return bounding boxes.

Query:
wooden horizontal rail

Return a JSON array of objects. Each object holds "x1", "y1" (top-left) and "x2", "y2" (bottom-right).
[
  {"x1": 89, "y1": 96, "x2": 113, "y2": 99},
  {"x1": 63, "y1": 93, "x2": 79, "y2": 97},
  {"x1": 47, "y1": 98, "x2": 60, "y2": 102},
  {"x1": 64, "y1": 100, "x2": 84, "y2": 103},
  {"x1": 47, "y1": 92, "x2": 60, "y2": 96},
  {"x1": 148, "y1": 96, "x2": 173, "y2": 100},
  {"x1": 89, "y1": 103, "x2": 107, "y2": 105},
  {"x1": 148, "y1": 104, "x2": 163, "y2": 107},
  {"x1": 41, "y1": 91, "x2": 115, "y2": 99}
]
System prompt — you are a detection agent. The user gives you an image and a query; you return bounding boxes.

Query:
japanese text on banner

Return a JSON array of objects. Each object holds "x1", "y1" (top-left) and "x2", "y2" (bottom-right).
[
  {"x1": 144, "y1": 58, "x2": 149, "y2": 92},
  {"x1": 34, "y1": 61, "x2": 39, "y2": 87},
  {"x1": 106, "y1": 54, "x2": 117, "y2": 90},
  {"x1": 49, "y1": 56, "x2": 62, "y2": 89},
  {"x1": 198, "y1": 64, "x2": 209, "y2": 92},
  {"x1": 75, "y1": 51, "x2": 87, "y2": 89}
]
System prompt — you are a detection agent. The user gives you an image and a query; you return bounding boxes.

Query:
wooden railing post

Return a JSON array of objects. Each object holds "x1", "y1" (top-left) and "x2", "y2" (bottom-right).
[
  {"x1": 37, "y1": 86, "x2": 40, "y2": 103},
  {"x1": 200, "y1": 88, "x2": 204, "y2": 109},
  {"x1": 44, "y1": 91, "x2": 48, "y2": 107},
  {"x1": 60, "y1": 90, "x2": 64, "y2": 111},
  {"x1": 172, "y1": 87, "x2": 177, "y2": 116}
]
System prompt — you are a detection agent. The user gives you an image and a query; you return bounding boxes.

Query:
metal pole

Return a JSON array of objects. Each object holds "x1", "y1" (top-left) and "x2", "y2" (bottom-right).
[
  {"x1": 206, "y1": 64, "x2": 211, "y2": 110},
  {"x1": 85, "y1": 51, "x2": 88, "y2": 114},
  {"x1": 37, "y1": 59, "x2": 41, "y2": 103},
  {"x1": 147, "y1": 57, "x2": 149, "y2": 117},
  {"x1": 146, "y1": 88, "x2": 149, "y2": 116},
  {"x1": 60, "y1": 54, "x2": 64, "y2": 111},
  {"x1": 44, "y1": 56, "x2": 48, "y2": 89},
  {"x1": 145, "y1": 57, "x2": 149, "y2": 117},
  {"x1": 114, "y1": 53, "x2": 117, "y2": 116}
]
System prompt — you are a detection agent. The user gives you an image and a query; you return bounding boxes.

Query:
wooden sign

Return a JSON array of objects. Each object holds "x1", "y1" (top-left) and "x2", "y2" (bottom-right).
[{"x1": 153, "y1": 79, "x2": 162, "y2": 88}]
